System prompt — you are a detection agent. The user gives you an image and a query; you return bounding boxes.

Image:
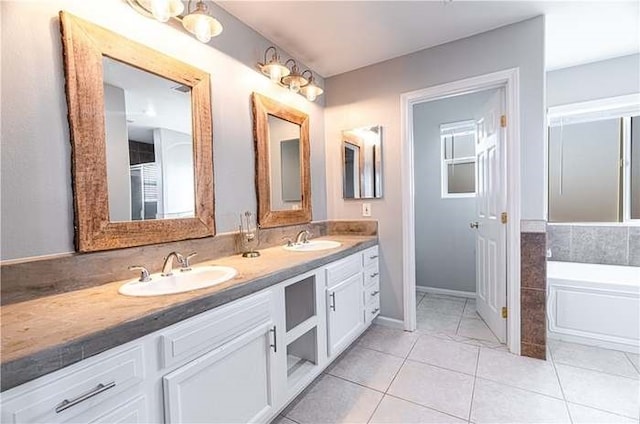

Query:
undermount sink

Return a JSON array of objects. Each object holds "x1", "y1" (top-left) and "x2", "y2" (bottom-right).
[
  {"x1": 284, "y1": 240, "x2": 342, "y2": 252},
  {"x1": 119, "y1": 265, "x2": 237, "y2": 297}
]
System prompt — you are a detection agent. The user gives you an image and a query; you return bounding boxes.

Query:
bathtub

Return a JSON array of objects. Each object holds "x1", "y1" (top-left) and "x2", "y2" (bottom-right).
[{"x1": 547, "y1": 261, "x2": 640, "y2": 353}]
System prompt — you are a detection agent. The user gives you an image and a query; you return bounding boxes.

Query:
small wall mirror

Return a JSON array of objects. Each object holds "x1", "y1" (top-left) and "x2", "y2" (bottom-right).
[
  {"x1": 60, "y1": 12, "x2": 214, "y2": 252},
  {"x1": 342, "y1": 125, "x2": 383, "y2": 199},
  {"x1": 252, "y1": 93, "x2": 311, "y2": 228}
]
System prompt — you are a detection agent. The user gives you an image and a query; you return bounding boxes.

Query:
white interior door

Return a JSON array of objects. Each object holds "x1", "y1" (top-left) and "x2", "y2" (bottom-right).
[{"x1": 474, "y1": 88, "x2": 507, "y2": 343}]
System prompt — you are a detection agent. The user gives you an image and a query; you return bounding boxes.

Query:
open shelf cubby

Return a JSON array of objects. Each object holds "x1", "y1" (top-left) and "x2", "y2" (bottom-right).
[
  {"x1": 286, "y1": 327, "x2": 317, "y2": 386},
  {"x1": 285, "y1": 275, "x2": 316, "y2": 332}
]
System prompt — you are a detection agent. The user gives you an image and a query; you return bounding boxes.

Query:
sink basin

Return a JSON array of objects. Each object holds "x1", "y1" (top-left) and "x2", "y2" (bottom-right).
[
  {"x1": 119, "y1": 265, "x2": 237, "y2": 297},
  {"x1": 284, "y1": 240, "x2": 342, "y2": 252}
]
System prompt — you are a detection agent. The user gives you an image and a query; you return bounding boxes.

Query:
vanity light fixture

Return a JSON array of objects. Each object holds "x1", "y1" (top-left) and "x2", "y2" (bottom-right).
[
  {"x1": 259, "y1": 46, "x2": 291, "y2": 82},
  {"x1": 182, "y1": 1, "x2": 223, "y2": 43},
  {"x1": 127, "y1": 0, "x2": 223, "y2": 43},
  {"x1": 258, "y1": 47, "x2": 324, "y2": 102}
]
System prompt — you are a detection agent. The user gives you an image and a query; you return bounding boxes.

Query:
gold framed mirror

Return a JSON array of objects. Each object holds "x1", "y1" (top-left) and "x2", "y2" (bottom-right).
[
  {"x1": 251, "y1": 93, "x2": 311, "y2": 228},
  {"x1": 60, "y1": 11, "x2": 214, "y2": 252}
]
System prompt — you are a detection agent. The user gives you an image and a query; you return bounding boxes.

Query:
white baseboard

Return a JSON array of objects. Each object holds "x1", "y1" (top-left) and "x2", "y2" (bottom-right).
[
  {"x1": 417, "y1": 286, "x2": 476, "y2": 299},
  {"x1": 373, "y1": 316, "x2": 405, "y2": 330}
]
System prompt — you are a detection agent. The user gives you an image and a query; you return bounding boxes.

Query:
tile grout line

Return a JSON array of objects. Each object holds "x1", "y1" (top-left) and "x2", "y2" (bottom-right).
[
  {"x1": 366, "y1": 336, "x2": 421, "y2": 424},
  {"x1": 544, "y1": 347, "x2": 573, "y2": 423},
  {"x1": 384, "y1": 392, "x2": 472, "y2": 423},
  {"x1": 624, "y1": 351, "x2": 640, "y2": 375},
  {"x1": 467, "y1": 346, "x2": 482, "y2": 422},
  {"x1": 552, "y1": 359, "x2": 640, "y2": 381}
]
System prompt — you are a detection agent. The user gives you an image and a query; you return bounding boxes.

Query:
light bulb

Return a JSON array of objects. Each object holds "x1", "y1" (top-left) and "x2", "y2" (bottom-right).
[
  {"x1": 269, "y1": 66, "x2": 282, "y2": 82},
  {"x1": 151, "y1": 0, "x2": 170, "y2": 22},
  {"x1": 289, "y1": 80, "x2": 300, "y2": 93},
  {"x1": 194, "y1": 17, "x2": 212, "y2": 43},
  {"x1": 306, "y1": 91, "x2": 317, "y2": 102}
]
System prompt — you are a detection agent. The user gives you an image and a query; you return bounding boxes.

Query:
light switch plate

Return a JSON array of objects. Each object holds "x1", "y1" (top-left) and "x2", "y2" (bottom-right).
[{"x1": 362, "y1": 203, "x2": 372, "y2": 217}]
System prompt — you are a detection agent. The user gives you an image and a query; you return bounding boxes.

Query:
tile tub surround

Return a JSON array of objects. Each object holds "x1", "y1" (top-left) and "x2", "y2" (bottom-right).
[
  {"x1": 0, "y1": 235, "x2": 377, "y2": 391},
  {"x1": 280, "y1": 327, "x2": 639, "y2": 423},
  {"x1": 547, "y1": 224, "x2": 639, "y2": 266},
  {"x1": 521, "y1": 229, "x2": 547, "y2": 360},
  {"x1": 0, "y1": 220, "x2": 377, "y2": 305}
]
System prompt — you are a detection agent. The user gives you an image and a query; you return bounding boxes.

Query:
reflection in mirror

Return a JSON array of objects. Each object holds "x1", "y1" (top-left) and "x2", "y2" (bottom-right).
[
  {"x1": 547, "y1": 95, "x2": 639, "y2": 223},
  {"x1": 267, "y1": 115, "x2": 302, "y2": 211},
  {"x1": 103, "y1": 57, "x2": 194, "y2": 222},
  {"x1": 342, "y1": 125, "x2": 383, "y2": 199}
]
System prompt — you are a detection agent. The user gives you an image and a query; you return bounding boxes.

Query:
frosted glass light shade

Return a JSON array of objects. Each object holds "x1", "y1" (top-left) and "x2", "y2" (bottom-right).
[
  {"x1": 182, "y1": 6, "x2": 223, "y2": 43},
  {"x1": 261, "y1": 62, "x2": 290, "y2": 82},
  {"x1": 300, "y1": 81, "x2": 324, "y2": 101},
  {"x1": 138, "y1": 0, "x2": 184, "y2": 22}
]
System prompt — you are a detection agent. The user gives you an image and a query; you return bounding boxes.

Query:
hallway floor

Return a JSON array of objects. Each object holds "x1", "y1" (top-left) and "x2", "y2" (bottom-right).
[{"x1": 274, "y1": 293, "x2": 640, "y2": 424}]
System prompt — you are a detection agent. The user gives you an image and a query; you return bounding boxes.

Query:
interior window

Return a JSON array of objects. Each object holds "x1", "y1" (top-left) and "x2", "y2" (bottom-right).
[{"x1": 440, "y1": 121, "x2": 477, "y2": 198}]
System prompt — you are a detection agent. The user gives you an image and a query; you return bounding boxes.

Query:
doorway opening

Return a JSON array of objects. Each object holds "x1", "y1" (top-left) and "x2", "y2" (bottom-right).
[{"x1": 400, "y1": 69, "x2": 521, "y2": 354}]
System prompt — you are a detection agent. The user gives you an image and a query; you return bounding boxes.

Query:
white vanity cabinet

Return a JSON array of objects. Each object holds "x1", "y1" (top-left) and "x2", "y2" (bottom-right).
[
  {"x1": 0, "y1": 345, "x2": 147, "y2": 424},
  {"x1": 160, "y1": 292, "x2": 278, "y2": 424},
  {"x1": 1, "y1": 244, "x2": 379, "y2": 424}
]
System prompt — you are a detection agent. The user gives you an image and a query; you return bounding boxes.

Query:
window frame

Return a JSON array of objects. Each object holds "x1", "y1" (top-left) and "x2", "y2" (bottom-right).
[{"x1": 440, "y1": 120, "x2": 477, "y2": 199}]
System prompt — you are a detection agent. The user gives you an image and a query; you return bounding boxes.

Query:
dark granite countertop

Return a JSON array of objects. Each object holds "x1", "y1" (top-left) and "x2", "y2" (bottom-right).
[{"x1": 1, "y1": 235, "x2": 377, "y2": 391}]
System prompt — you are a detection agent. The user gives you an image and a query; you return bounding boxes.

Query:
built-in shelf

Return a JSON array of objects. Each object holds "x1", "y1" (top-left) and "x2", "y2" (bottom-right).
[
  {"x1": 285, "y1": 276, "x2": 316, "y2": 332},
  {"x1": 286, "y1": 327, "x2": 317, "y2": 387}
]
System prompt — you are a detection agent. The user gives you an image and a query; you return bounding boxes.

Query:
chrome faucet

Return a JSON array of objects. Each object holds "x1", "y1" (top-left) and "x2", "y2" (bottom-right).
[
  {"x1": 295, "y1": 230, "x2": 312, "y2": 244},
  {"x1": 161, "y1": 252, "x2": 184, "y2": 277}
]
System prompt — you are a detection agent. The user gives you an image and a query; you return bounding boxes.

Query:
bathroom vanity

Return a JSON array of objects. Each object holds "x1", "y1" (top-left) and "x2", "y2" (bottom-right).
[{"x1": 0, "y1": 238, "x2": 379, "y2": 423}]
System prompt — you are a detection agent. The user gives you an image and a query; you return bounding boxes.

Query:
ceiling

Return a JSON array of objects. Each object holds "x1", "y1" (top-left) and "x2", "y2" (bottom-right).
[{"x1": 216, "y1": 1, "x2": 640, "y2": 77}]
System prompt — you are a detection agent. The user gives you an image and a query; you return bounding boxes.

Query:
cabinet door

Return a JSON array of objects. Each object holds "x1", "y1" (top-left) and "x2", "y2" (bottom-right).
[
  {"x1": 163, "y1": 321, "x2": 277, "y2": 424},
  {"x1": 327, "y1": 273, "x2": 364, "y2": 357}
]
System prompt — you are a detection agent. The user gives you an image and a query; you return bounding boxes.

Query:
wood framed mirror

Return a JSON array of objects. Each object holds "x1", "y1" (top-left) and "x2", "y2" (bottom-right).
[
  {"x1": 60, "y1": 11, "x2": 214, "y2": 252},
  {"x1": 251, "y1": 93, "x2": 311, "y2": 228}
]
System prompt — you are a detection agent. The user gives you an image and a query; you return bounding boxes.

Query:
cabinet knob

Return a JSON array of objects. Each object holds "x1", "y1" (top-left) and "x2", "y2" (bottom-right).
[
  {"x1": 370, "y1": 272, "x2": 379, "y2": 278},
  {"x1": 370, "y1": 290, "x2": 379, "y2": 296},
  {"x1": 371, "y1": 308, "x2": 380, "y2": 315},
  {"x1": 369, "y1": 255, "x2": 379, "y2": 259}
]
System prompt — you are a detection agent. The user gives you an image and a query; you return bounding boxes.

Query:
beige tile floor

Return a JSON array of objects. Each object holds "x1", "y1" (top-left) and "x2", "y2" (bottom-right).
[{"x1": 273, "y1": 293, "x2": 640, "y2": 424}]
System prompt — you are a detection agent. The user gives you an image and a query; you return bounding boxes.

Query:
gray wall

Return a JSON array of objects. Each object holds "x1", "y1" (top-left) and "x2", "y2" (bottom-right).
[
  {"x1": 413, "y1": 89, "x2": 498, "y2": 292},
  {"x1": 0, "y1": 0, "x2": 326, "y2": 261},
  {"x1": 325, "y1": 17, "x2": 545, "y2": 320},
  {"x1": 547, "y1": 54, "x2": 640, "y2": 107}
]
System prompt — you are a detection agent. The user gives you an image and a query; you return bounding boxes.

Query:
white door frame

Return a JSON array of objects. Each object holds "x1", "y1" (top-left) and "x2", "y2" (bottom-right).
[{"x1": 400, "y1": 68, "x2": 522, "y2": 355}]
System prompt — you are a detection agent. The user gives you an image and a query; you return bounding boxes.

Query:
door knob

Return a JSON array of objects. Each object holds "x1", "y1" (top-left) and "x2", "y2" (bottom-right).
[{"x1": 469, "y1": 222, "x2": 479, "y2": 229}]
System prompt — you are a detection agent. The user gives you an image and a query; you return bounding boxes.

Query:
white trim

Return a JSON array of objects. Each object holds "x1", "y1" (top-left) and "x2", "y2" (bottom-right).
[
  {"x1": 520, "y1": 220, "x2": 547, "y2": 233},
  {"x1": 373, "y1": 316, "x2": 405, "y2": 330},
  {"x1": 548, "y1": 93, "x2": 640, "y2": 124},
  {"x1": 417, "y1": 286, "x2": 476, "y2": 299},
  {"x1": 548, "y1": 334, "x2": 640, "y2": 355},
  {"x1": 400, "y1": 68, "x2": 521, "y2": 355}
]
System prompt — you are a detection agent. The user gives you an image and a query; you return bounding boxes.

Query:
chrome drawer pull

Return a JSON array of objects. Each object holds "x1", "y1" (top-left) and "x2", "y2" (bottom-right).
[
  {"x1": 370, "y1": 272, "x2": 379, "y2": 278},
  {"x1": 370, "y1": 290, "x2": 379, "y2": 296},
  {"x1": 55, "y1": 381, "x2": 116, "y2": 413},
  {"x1": 330, "y1": 292, "x2": 336, "y2": 311},
  {"x1": 369, "y1": 255, "x2": 378, "y2": 260},
  {"x1": 371, "y1": 308, "x2": 380, "y2": 315}
]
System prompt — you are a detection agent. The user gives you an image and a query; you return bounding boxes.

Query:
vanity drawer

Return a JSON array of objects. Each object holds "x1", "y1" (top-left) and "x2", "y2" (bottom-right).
[
  {"x1": 159, "y1": 291, "x2": 272, "y2": 369},
  {"x1": 365, "y1": 295, "x2": 381, "y2": 323},
  {"x1": 364, "y1": 262, "x2": 379, "y2": 287},
  {"x1": 326, "y1": 254, "x2": 361, "y2": 286},
  {"x1": 364, "y1": 281, "x2": 380, "y2": 305},
  {"x1": 362, "y1": 246, "x2": 379, "y2": 268},
  {"x1": 0, "y1": 346, "x2": 144, "y2": 424}
]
